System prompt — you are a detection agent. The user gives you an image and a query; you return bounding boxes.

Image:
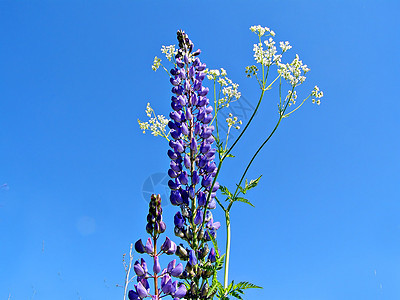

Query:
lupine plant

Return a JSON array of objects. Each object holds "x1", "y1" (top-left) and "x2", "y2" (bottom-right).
[{"x1": 130, "y1": 25, "x2": 324, "y2": 299}]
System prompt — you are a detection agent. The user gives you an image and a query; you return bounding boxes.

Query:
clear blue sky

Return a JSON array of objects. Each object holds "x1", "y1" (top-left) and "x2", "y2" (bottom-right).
[{"x1": 1, "y1": 1, "x2": 400, "y2": 299}]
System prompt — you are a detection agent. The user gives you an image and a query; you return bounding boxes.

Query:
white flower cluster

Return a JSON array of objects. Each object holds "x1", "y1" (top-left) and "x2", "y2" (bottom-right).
[
  {"x1": 279, "y1": 41, "x2": 292, "y2": 53},
  {"x1": 205, "y1": 68, "x2": 241, "y2": 109},
  {"x1": 253, "y1": 38, "x2": 282, "y2": 67},
  {"x1": 277, "y1": 54, "x2": 310, "y2": 87},
  {"x1": 250, "y1": 25, "x2": 275, "y2": 37},
  {"x1": 226, "y1": 113, "x2": 242, "y2": 130},
  {"x1": 311, "y1": 86, "x2": 324, "y2": 105},
  {"x1": 286, "y1": 90, "x2": 297, "y2": 106},
  {"x1": 161, "y1": 45, "x2": 177, "y2": 62},
  {"x1": 137, "y1": 103, "x2": 170, "y2": 137},
  {"x1": 152, "y1": 56, "x2": 161, "y2": 71}
]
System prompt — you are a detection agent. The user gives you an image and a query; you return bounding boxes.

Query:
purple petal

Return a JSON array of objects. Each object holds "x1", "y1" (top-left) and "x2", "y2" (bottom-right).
[
  {"x1": 145, "y1": 238, "x2": 154, "y2": 254},
  {"x1": 153, "y1": 256, "x2": 161, "y2": 274}
]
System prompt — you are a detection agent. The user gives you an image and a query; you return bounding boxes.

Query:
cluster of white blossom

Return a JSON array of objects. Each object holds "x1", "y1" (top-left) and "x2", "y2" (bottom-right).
[
  {"x1": 311, "y1": 86, "x2": 324, "y2": 105},
  {"x1": 253, "y1": 38, "x2": 282, "y2": 67},
  {"x1": 226, "y1": 113, "x2": 242, "y2": 130},
  {"x1": 277, "y1": 54, "x2": 310, "y2": 87},
  {"x1": 279, "y1": 41, "x2": 292, "y2": 53},
  {"x1": 161, "y1": 45, "x2": 177, "y2": 61},
  {"x1": 151, "y1": 56, "x2": 161, "y2": 71},
  {"x1": 286, "y1": 90, "x2": 298, "y2": 106},
  {"x1": 205, "y1": 68, "x2": 241, "y2": 109},
  {"x1": 137, "y1": 103, "x2": 170, "y2": 137},
  {"x1": 250, "y1": 25, "x2": 275, "y2": 37}
]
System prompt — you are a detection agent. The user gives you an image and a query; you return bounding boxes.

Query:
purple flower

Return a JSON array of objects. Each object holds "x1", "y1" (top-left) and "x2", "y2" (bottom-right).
[
  {"x1": 145, "y1": 238, "x2": 154, "y2": 254},
  {"x1": 153, "y1": 256, "x2": 161, "y2": 274},
  {"x1": 188, "y1": 250, "x2": 197, "y2": 266},
  {"x1": 135, "y1": 239, "x2": 145, "y2": 254},
  {"x1": 161, "y1": 236, "x2": 172, "y2": 252},
  {"x1": 208, "y1": 247, "x2": 216, "y2": 263},
  {"x1": 194, "y1": 209, "x2": 203, "y2": 225},
  {"x1": 135, "y1": 281, "x2": 149, "y2": 298},
  {"x1": 174, "y1": 284, "x2": 187, "y2": 298},
  {"x1": 128, "y1": 290, "x2": 140, "y2": 300},
  {"x1": 171, "y1": 262, "x2": 184, "y2": 277},
  {"x1": 134, "y1": 260, "x2": 146, "y2": 276},
  {"x1": 174, "y1": 211, "x2": 185, "y2": 228}
]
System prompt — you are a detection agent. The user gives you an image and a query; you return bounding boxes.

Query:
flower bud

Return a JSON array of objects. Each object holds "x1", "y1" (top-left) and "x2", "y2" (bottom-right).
[
  {"x1": 208, "y1": 248, "x2": 216, "y2": 263},
  {"x1": 188, "y1": 250, "x2": 197, "y2": 266},
  {"x1": 199, "y1": 243, "x2": 209, "y2": 259},
  {"x1": 176, "y1": 244, "x2": 188, "y2": 260},
  {"x1": 197, "y1": 228, "x2": 205, "y2": 241},
  {"x1": 194, "y1": 209, "x2": 203, "y2": 225},
  {"x1": 174, "y1": 226, "x2": 185, "y2": 238},
  {"x1": 153, "y1": 256, "x2": 161, "y2": 274},
  {"x1": 146, "y1": 222, "x2": 153, "y2": 234},
  {"x1": 184, "y1": 227, "x2": 193, "y2": 240},
  {"x1": 201, "y1": 282, "x2": 209, "y2": 298}
]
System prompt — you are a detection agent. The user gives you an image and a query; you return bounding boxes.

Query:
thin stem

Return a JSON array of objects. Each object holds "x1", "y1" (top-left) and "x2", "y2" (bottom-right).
[
  {"x1": 229, "y1": 86, "x2": 295, "y2": 209},
  {"x1": 123, "y1": 244, "x2": 134, "y2": 300},
  {"x1": 223, "y1": 211, "x2": 231, "y2": 289},
  {"x1": 153, "y1": 236, "x2": 159, "y2": 297},
  {"x1": 283, "y1": 94, "x2": 311, "y2": 118}
]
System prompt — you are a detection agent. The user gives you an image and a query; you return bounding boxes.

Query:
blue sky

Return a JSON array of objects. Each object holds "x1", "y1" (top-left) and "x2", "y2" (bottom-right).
[{"x1": 1, "y1": 1, "x2": 400, "y2": 299}]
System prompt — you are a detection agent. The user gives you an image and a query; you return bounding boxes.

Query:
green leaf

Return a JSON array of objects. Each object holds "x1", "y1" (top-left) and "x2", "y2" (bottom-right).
[
  {"x1": 239, "y1": 175, "x2": 262, "y2": 195},
  {"x1": 219, "y1": 185, "x2": 232, "y2": 198},
  {"x1": 245, "y1": 175, "x2": 262, "y2": 192},
  {"x1": 233, "y1": 281, "x2": 262, "y2": 290},
  {"x1": 235, "y1": 197, "x2": 255, "y2": 207}
]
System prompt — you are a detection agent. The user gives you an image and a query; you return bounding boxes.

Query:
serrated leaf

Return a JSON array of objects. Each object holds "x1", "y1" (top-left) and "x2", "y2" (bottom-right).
[
  {"x1": 234, "y1": 197, "x2": 255, "y2": 207},
  {"x1": 233, "y1": 281, "x2": 262, "y2": 290},
  {"x1": 230, "y1": 290, "x2": 243, "y2": 299},
  {"x1": 244, "y1": 175, "x2": 262, "y2": 193},
  {"x1": 219, "y1": 185, "x2": 232, "y2": 198}
]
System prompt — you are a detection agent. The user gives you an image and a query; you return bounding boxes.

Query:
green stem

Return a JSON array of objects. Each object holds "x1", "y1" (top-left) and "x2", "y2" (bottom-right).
[{"x1": 223, "y1": 210, "x2": 231, "y2": 289}]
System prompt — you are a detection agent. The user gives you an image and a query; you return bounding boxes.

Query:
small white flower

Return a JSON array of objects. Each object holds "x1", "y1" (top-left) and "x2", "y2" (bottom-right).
[
  {"x1": 151, "y1": 56, "x2": 161, "y2": 71},
  {"x1": 279, "y1": 41, "x2": 292, "y2": 52},
  {"x1": 161, "y1": 45, "x2": 177, "y2": 61}
]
